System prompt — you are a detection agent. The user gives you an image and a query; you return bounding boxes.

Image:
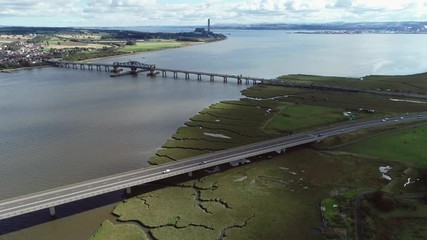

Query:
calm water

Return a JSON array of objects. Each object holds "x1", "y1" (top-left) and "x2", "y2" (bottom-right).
[
  {"x1": 0, "y1": 68, "x2": 246, "y2": 199},
  {"x1": 1, "y1": 31, "x2": 427, "y2": 239},
  {"x1": 111, "y1": 30, "x2": 427, "y2": 78}
]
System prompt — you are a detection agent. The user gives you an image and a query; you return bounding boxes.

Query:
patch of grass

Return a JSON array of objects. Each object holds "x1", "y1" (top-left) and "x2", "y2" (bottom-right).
[
  {"x1": 361, "y1": 193, "x2": 427, "y2": 239},
  {"x1": 154, "y1": 148, "x2": 212, "y2": 161},
  {"x1": 263, "y1": 103, "x2": 347, "y2": 133},
  {"x1": 277, "y1": 73, "x2": 427, "y2": 95},
  {"x1": 89, "y1": 220, "x2": 148, "y2": 240},
  {"x1": 321, "y1": 197, "x2": 346, "y2": 227},
  {"x1": 340, "y1": 124, "x2": 427, "y2": 166},
  {"x1": 113, "y1": 186, "x2": 251, "y2": 240},
  {"x1": 396, "y1": 220, "x2": 427, "y2": 239},
  {"x1": 242, "y1": 84, "x2": 318, "y2": 99},
  {"x1": 148, "y1": 100, "x2": 283, "y2": 164},
  {"x1": 150, "y1": 226, "x2": 216, "y2": 240},
  {"x1": 121, "y1": 41, "x2": 191, "y2": 53},
  {"x1": 243, "y1": 84, "x2": 427, "y2": 114},
  {"x1": 278, "y1": 74, "x2": 357, "y2": 84}
]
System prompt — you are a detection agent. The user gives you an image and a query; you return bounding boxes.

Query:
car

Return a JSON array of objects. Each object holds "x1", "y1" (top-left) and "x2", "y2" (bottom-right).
[
  {"x1": 162, "y1": 169, "x2": 171, "y2": 174},
  {"x1": 400, "y1": 116, "x2": 404, "y2": 119},
  {"x1": 200, "y1": 161, "x2": 208, "y2": 165},
  {"x1": 381, "y1": 119, "x2": 386, "y2": 122}
]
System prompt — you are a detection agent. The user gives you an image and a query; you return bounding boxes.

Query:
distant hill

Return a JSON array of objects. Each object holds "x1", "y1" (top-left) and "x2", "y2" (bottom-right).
[{"x1": 213, "y1": 21, "x2": 427, "y2": 33}]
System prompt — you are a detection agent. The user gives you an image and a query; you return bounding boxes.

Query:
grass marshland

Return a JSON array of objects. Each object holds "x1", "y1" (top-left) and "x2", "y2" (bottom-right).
[{"x1": 92, "y1": 72, "x2": 427, "y2": 240}]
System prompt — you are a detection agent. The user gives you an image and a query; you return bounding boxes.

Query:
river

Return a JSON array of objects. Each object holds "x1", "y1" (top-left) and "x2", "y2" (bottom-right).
[{"x1": 1, "y1": 30, "x2": 427, "y2": 239}]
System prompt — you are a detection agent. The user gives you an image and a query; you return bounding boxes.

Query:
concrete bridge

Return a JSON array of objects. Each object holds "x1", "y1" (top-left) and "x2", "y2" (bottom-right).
[
  {"x1": 47, "y1": 60, "x2": 269, "y2": 84},
  {"x1": 155, "y1": 67, "x2": 267, "y2": 84},
  {"x1": 0, "y1": 114, "x2": 425, "y2": 221}
]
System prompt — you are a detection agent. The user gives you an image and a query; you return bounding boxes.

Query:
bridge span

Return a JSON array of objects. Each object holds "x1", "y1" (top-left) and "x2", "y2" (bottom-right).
[
  {"x1": 47, "y1": 60, "x2": 269, "y2": 84},
  {"x1": 1, "y1": 114, "x2": 425, "y2": 221}
]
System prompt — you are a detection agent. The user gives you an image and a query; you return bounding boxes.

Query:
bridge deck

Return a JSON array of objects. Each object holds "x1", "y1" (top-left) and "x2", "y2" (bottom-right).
[{"x1": 155, "y1": 67, "x2": 268, "y2": 81}]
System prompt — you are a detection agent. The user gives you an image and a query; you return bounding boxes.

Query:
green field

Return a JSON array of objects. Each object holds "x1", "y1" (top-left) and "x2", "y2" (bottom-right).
[
  {"x1": 92, "y1": 148, "x2": 411, "y2": 240},
  {"x1": 242, "y1": 85, "x2": 427, "y2": 114},
  {"x1": 263, "y1": 104, "x2": 347, "y2": 133},
  {"x1": 341, "y1": 124, "x2": 427, "y2": 166},
  {"x1": 121, "y1": 41, "x2": 192, "y2": 53},
  {"x1": 278, "y1": 73, "x2": 427, "y2": 95},
  {"x1": 360, "y1": 192, "x2": 427, "y2": 239}
]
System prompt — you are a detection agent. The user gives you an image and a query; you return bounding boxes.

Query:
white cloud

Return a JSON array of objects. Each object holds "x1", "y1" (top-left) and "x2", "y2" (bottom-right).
[{"x1": 1, "y1": 0, "x2": 427, "y2": 26}]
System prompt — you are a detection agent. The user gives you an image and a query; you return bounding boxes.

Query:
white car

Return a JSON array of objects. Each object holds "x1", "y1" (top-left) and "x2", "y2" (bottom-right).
[{"x1": 162, "y1": 169, "x2": 171, "y2": 174}]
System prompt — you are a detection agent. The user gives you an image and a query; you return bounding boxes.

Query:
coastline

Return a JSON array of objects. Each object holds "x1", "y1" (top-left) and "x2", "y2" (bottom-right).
[
  {"x1": 1, "y1": 40, "x2": 216, "y2": 72},
  {"x1": 1, "y1": 65, "x2": 51, "y2": 72}
]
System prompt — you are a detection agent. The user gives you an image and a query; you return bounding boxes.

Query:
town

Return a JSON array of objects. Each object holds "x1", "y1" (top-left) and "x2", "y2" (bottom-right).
[{"x1": 0, "y1": 25, "x2": 226, "y2": 70}]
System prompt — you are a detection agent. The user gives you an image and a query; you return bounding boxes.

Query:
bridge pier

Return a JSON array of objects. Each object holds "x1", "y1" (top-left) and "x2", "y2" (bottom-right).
[
  {"x1": 223, "y1": 76, "x2": 227, "y2": 83},
  {"x1": 173, "y1": 72, "x2": 178, "y2": 78},
  {"x1": 49, "y1": 206, "x2": 56, "y2": 217},
  {"x1": 105, "y1": 66, "x2": 109, "y2": 72},
  {"x1": 237, "y1": 77, "x2": 242, "y2": 84},
  {"x1": 126, "y1": 187, "x2": 132, "y2": 194},
  {"x1": 197, "y1": 74, "x2": 202, "y2": 81},
  {"x1": 149, "y1": 66, "x2": 156, "y2": 76},
  {"x1": 275, "y1": 148, "x2": 286, "y2": 154},
  {"x1": 185, "y1": 73, "x2": 190, "y2": 80},
  {"x1": 162, "y1": 71, "x2": 167, "y2": 77},
  {"x1": 210, "y1": 76, "x2": 214, "y2": 82},
  {"x1": 131, "y1": 67, "x2": 137, "y2": 74}
]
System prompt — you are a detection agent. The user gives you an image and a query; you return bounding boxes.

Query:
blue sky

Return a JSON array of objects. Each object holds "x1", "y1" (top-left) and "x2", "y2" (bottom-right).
[{"x1": 1, "y1": 0, "x2": 427, "y2": 27}]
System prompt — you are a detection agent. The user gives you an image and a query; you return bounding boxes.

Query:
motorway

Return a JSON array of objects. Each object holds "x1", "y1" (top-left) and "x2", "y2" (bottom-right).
[{"x1": 0, "y1": 114, "x2": 426, "y2": 220}]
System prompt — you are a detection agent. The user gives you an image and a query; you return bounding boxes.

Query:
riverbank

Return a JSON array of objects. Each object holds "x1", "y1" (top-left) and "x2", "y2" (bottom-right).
[
  {"x1": 90, "y1": 72, "x2": 427, "y2": 240},
  {"x1": 1, "y1": 38, "x2": 217, "y2": 71},
  {"x1": 0, "y1": 65, "x2": 51, "y2": 72}
]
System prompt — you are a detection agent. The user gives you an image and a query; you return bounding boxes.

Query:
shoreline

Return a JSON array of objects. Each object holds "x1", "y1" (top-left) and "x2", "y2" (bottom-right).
[
  {"x1": 1, "y1": 65, "x2": 51, "y2": 72},
  {"x1": 1, "y1": 40, "x2": 216, "y2": 72}
]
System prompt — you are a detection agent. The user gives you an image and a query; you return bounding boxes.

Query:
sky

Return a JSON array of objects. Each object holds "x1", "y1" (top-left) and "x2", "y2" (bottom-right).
[{"x1": 1, "y1": 0, "x2": 427, "y2": 27}]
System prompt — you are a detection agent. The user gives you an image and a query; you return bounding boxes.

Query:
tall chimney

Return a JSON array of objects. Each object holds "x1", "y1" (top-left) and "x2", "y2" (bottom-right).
[{"x1": 208, "y1": 19, "x2": 211, "y2": 32}]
